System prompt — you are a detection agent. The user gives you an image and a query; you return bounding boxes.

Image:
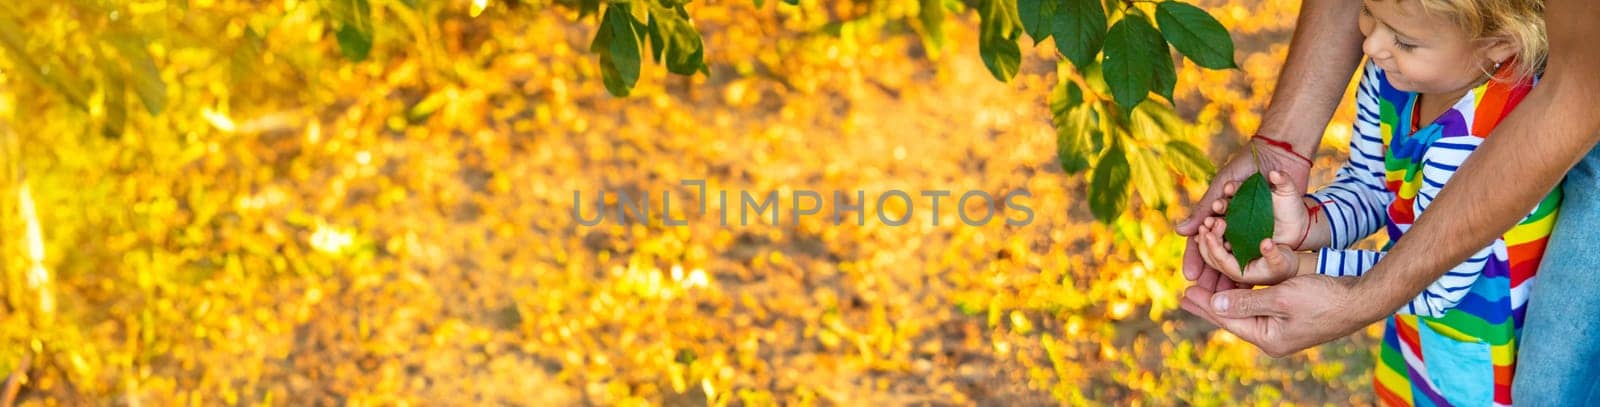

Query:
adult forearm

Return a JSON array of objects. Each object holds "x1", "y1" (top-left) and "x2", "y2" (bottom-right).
[
  {"x1": 1255, "y1": 0, "x2": 1364, "y2": 156},
  {"x1": 1352, "y1": 0, "x2": 1600, "y2": 321}
]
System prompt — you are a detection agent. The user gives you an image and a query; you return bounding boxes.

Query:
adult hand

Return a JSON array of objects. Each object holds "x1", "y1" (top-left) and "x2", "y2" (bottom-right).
[
  {"x1": 1179, "y1": 273, "x2": 1381, "y2": 357},
  {"x1": 1176, "y1": 137, "x2": 1313, "y2": 286}
]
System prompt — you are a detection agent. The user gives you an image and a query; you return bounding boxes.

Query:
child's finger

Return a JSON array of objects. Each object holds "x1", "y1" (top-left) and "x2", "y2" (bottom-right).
[
  {"x1": 1212, "y1": 199, "x2": 1229, "y2": 215},
  {"x1": 1196, "y1": 231, "x2": 1221, "y2": 270},
  {"x1": 1267, "y1": 170, "x2": 1300, "y2": 197},
  {"x1": 1223, "y1": 181, "x2": 1239, "y2": 196},
  {"x1": 1202, "y1": 232, "x2": 1244, "y2": 278},
  {"x1": 1253, "y1": 239, "x2": 1288, "y2": 275},
  {"x1": 1197, "y1": 231, "x2": 1224, "y2": 271}
]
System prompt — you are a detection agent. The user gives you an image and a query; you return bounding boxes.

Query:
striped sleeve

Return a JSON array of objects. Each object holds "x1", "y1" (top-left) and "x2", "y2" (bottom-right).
[
  {"x1": 1316, "y1": 247, "x2": 1493, "y2": 318},
  {"x1": 1309, "y1": 61, "x2": 1391, "y2": 249}
]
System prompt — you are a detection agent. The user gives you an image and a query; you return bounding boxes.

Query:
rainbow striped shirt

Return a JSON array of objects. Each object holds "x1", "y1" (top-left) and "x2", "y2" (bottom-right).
[{"x1": 1308, "y1": 61, "x2": 1561, "y2": 406}]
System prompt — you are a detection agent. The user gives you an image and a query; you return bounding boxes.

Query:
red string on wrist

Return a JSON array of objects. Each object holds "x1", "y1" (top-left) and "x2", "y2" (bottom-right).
[
  {"x1": 1293, "y1": 198, "x2": 1325, "y2": 250},
  {"x1": 1252, "y1": 134, "x2": 1313, "y2": 165}
]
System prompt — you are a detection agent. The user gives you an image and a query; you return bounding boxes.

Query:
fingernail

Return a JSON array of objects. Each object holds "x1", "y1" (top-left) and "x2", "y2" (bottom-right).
[{"x1": 1212, "y1": 295, "x2": 1230, "y2": 312}]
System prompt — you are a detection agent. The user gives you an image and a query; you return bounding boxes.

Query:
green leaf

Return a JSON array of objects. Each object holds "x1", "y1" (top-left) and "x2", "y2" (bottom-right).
[
  {"x1": 324, "y1": 0, "x2": 373, "y2": 32},
  {"x1": 593, "y1": 4, "x2": 645, "y2": 96},
  {"x1": 1016, "y1": 0, "x2": 1054, "y2": 44},
  {"x1": 978, "y1": 0, "x2": 1021, "y2": 82},
  {"x1": 1155, "y1": 1, "x2": 1237, "y2": 69},
  {"x1": 1223, "y1": 172, "x2": 1274, "y2": 270},
  {"x1": 647, "y1": 6, "x2": 706, "y2": 76},
  {"x1": 782, "y1": 0, "x2": 799, "y2": 5},
  {"x1": 1052, "y1": 0, "x2": 1106, "y2": 68},
  {"x1": 1089, "y1": 143, "x2": 1132, "y2": 223},
  {"x1": 1102, "y1": 15, "x2": 1163, "y2": 112},
  {"x1": 327, "y1": 0, "x2": 373, "y2": 61},
  {"x1": 578, "y1": 0, "x2": 602, "y2": 17},
  {"x1": 1050, "y1": 78, "x2": 1091, "y2": 174},
  {"x1": 1152, "y1": 40, "x2": 1176, "y2": 101},
  {"x1": 1163, "y1": 140, "x2": 1216, "y2": 180},
  {"x1": 335, "y1": 24, "x2": 372, "y2": 61},
  {"x1": 1127, "y1": 102, "x2": 1165, "y2": 144}
]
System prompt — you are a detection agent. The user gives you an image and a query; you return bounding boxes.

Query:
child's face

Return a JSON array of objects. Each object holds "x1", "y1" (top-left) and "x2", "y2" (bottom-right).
[{"x1": 1358, "y1": 0, "x2": 1513, "y2": 95}]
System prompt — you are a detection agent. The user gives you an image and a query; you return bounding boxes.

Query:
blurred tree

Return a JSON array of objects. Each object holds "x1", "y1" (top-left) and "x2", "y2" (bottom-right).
[{"x1": 568, "y1": 0, "x2": 1225, "y2": 222}]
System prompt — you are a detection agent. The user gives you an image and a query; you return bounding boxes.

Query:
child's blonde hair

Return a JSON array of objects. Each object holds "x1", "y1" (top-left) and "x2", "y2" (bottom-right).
[{"x1": 1413, "y1": 0, "x2": 1547, "y2": 83}]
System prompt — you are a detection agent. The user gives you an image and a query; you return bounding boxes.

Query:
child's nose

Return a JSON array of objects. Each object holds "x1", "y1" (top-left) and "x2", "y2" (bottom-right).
[{"x1": 1361, "y1": 31, "x2": 1390, "y2": 61}]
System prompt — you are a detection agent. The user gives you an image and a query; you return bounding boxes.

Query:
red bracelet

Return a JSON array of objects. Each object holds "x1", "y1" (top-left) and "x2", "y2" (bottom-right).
[
  {"x1": 1293, "y1": 199, "x2": 1325, "y2": 250},
  {"x1": 1252, "y1": 134, "x2": 1314, "y2": 165}
]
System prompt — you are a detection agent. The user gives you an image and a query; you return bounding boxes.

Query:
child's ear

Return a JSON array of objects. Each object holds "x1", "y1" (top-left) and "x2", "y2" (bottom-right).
[{"x1": 1478, "y1": 35, "x2": 1520, "y2": 67}]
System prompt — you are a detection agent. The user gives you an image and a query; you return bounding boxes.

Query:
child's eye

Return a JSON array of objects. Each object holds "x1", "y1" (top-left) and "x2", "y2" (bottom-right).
[{"x1": 1393, "y1": 37, "x2": 1418, "y2": 51}]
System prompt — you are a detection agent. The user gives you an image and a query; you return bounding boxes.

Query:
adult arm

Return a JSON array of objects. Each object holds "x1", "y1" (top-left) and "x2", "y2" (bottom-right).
[{"x1": 1197, "y1": 0, "x2": 1600, "y2": 357}]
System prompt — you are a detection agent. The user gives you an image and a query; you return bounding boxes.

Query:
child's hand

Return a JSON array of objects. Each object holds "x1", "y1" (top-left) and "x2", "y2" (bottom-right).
[
  {"x1": 1211, "y1": 170, "x2": 1317, "y2": 250},
  {"x1": 1195, "y1": 216, "x2": 1301, "y2": 285}
]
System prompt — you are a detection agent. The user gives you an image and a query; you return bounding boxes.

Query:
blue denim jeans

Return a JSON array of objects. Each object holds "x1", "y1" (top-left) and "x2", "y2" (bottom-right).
[{"x1": 1513, "y1": 145, "x2": 1600, "y2": 406}]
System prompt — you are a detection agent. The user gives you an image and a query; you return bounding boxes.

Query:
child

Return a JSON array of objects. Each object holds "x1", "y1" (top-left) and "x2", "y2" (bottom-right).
[{"x1": 1195, "y1": 0, "x2": 1555, "y2": 405}]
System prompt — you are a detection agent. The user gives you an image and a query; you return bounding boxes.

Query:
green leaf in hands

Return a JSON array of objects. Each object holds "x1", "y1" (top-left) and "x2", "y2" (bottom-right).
[{"x1": 1223, "y1": 172, "x2": 1274, "y2": 271}]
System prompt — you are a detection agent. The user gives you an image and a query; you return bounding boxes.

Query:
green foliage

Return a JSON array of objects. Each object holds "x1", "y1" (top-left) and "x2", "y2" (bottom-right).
[
  {"x1": 559, "y1": 0, "x2": 1237, "y2": 223},
  {"x1": 1102, "y1": 14, "x2": 1168, "y2": 112},
  {"x1": 978, "y1": 0, "x2": 1023, "y2": 82},
  {"x1": 1053, "y1": 0, "x2": 1109, "y2": 69},
  {"x1": 1223, "y1": 172, "x2": 1275, "y2": 270},
  {"x1": 1051, "y1": 78, "x2": 1092, "y2": 174},
  {"x1": 1089, "y1": 142, "x2": 1132, "y2": 222},
  {"x1": 594, "y1": 4, "x2": 647, "y2": 96},
  {"x1": 1018, "y1": 0, "x2": 1104, "y2": 69},
  {"x1": 328, "y1": 0, "x2": 374, "y2": 61},
  {"x1": 1156, "y1": 1, "x2": 1237, "y2": 69}
]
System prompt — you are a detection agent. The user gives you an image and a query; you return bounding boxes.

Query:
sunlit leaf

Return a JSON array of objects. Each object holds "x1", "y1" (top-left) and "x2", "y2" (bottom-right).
[
  {"x1": 1051, "y1": 78, "x2": 1092, "y2": 174},
  {"x1": 101, "y1": 61, "x2": 128, "y2": 139},
  {"x1": 0, "y1": 13, "x2": 89, "y2": 109},
  {"x1": 105, "y1": 35, "x2": 167, "y2": 115},
  {"x1": 336, "y1": 24, "x2": 373, "y2": 61},
  {"x1": 1089, "y1": 142, "x2": 1132, "y2": 223},
  {"x1": 978, "y1": 0, "x2": 1021, "y2": 82},
  {"x1": 594, "y1": 3, "x2": 646, "y2": 96},
  {"x1": 917, "y1": 0, "x2": 947, "y2": 58},
  {"x1": 1164, "y1": 140, "x2": 1216, "y2": 180},
  {"x1": 647, "y1": 5, "x2": 706, "y2": 76},
  {"x1": 1126, "y1": 142, "x2": 1175, "y2": 210}
]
